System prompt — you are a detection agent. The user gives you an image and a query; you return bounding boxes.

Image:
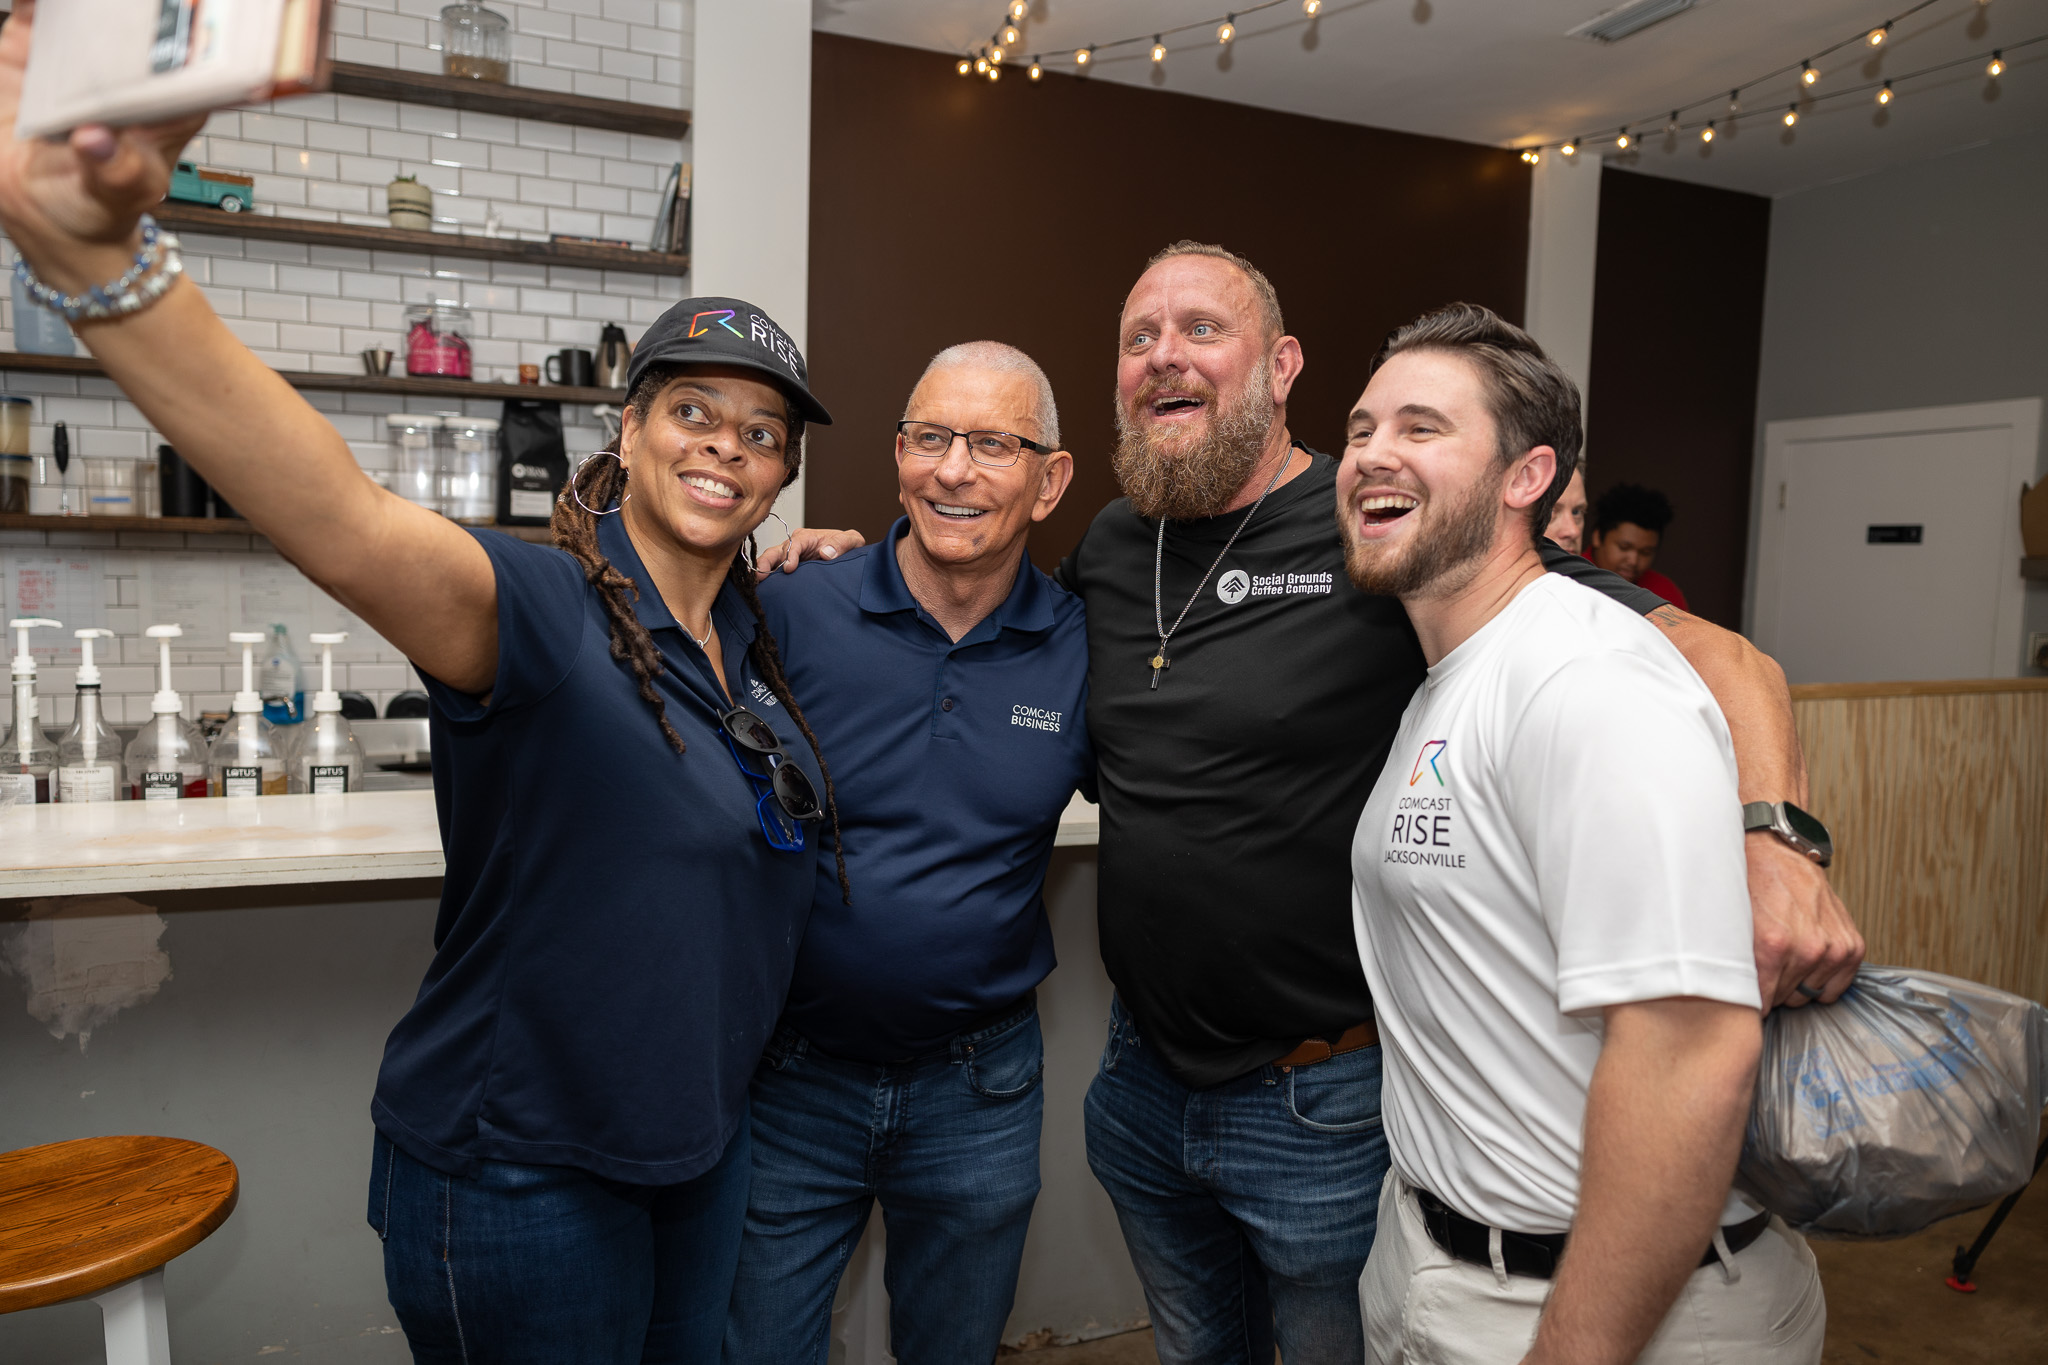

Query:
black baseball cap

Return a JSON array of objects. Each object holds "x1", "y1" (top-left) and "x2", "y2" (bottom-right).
[{"x1": 626, "y1": 296, "x2": 833, "y2": 426}]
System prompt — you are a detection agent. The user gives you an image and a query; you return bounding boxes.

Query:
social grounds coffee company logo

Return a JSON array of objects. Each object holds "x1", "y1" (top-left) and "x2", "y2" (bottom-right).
[{"x1": 1217, "y1": 569, "x2": 1251, "y2": 604}]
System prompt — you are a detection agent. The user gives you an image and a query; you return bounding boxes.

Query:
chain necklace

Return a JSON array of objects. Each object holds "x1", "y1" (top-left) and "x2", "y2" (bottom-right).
[{"x1": 1150, "y1": 445, "x2": 1295, "y2": 690}]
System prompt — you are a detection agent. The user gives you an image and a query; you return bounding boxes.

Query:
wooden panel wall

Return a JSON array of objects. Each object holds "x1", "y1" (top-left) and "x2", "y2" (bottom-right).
[{"x1": 1791, "y1": 680, "x2": 2048, "y2": 1004}]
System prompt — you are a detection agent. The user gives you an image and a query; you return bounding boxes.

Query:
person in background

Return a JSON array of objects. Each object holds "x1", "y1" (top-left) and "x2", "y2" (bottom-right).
[
  {"x1": 1343, "y1": 303, "x2": 1821, "y2": 1364},
  {"x1": 724, "y1": 343, "x2": 1091, "y2": 1365},
  {"x1": 0, "y1": 12, "x2": 846, "y2": 1356},
  {"x1": 1587, "y1": 481, "x2": 1688, "y2": 609},
  {"x1": 1541, "y1": 463, "x2": 1587, "y2": 554}
]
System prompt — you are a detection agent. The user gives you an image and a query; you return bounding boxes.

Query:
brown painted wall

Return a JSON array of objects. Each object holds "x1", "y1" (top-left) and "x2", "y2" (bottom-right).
[
  {"x1": 806, "y1": 33, "x2": 1531, "y2": 569},
  {"x1": 1585, "y1": 166, "x2": 1771, "y2": 629}
]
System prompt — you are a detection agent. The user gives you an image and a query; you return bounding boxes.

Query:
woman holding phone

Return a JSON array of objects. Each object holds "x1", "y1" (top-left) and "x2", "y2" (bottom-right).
[{"x1": 0, "y1": 6, "x2": 848, "y2": 1358}]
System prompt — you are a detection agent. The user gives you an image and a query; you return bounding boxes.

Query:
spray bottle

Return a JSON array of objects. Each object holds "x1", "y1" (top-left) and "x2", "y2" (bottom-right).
[
  {"x1": 209, "y1": 631, "x2": 288, "y2": 797},
  {"x1": 124, "y1": 624, "x2": 208, "y2": 800},
  {"x1": 55, "y1": 628, "x2": 121, "y2": 802},
  {"x1": 1, "y1": 617, "x2": 62, "y2": 805},
  {"x1": 290, "y1": 632, "x2": 367, "y2": 794}
]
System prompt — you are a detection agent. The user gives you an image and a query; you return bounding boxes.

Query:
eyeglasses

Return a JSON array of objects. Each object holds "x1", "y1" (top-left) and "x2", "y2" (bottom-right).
[
  {"x1": 897, "y1": 420, "x2": 1053, "y2": 468},
  {"x1": 721, "y1": 706, "x2": 823, "y2": 852}
]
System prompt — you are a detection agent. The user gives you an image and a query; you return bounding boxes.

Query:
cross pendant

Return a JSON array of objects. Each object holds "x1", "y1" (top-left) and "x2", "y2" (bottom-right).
[{"x1": 1149, "y1": 652, "x2": 1170, "y2": 690}]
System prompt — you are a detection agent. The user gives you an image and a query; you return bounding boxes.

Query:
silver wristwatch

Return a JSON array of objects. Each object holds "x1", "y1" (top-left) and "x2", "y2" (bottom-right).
[{"x1": 1742, "y1": 801, "x2": 1833, "y2": 867}]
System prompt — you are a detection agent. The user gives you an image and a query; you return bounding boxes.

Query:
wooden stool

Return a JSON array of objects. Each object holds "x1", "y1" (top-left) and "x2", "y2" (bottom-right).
[{"x1": 0, "y1": 1136, "x2": 239, "y2": 1365}]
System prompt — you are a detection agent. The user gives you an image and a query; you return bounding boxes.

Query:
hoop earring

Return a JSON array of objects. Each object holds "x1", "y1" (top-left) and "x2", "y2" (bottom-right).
[
  {"x1": 566, "y1": 451, "x2": 630, "y2": 516},
  {"x1": 740, "y1": 533, "x2": 757, "y2": 575},
  {"x1": 758, "y1": 511, "x2": 792, "y2": 546}
]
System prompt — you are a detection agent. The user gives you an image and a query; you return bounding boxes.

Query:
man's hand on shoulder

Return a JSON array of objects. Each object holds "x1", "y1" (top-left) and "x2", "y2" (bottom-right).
[{"x1": 755, "y1": 527, "x2": 865, "y2": 578}]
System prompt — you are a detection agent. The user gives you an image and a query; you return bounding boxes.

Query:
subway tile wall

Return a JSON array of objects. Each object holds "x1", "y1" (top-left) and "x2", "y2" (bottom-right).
[{"x1": 0, "y1": 0, "x2": 693, "y2": 729}]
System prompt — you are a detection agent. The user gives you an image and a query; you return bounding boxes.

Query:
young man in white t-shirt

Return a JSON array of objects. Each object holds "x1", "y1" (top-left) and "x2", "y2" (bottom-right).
[{"x1": 1338, "y1": 304, "x2": 1824, "y2": 1365}]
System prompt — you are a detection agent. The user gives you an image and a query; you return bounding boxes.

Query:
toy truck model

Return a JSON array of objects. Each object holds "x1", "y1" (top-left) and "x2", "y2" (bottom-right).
[{"x1": 167, "y1": 161, "x2": 255, "y2": 213}]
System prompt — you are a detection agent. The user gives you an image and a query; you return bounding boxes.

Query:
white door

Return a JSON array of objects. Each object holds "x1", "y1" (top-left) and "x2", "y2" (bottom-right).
[{"x1": 1752, "y1": 399, "x2": 2040, "y2": 685}]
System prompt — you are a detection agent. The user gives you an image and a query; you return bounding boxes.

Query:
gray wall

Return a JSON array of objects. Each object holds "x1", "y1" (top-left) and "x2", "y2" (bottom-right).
[
  {"x1": 1749, "y1": 132, "x2": 2048, "y2": 659},
  {"x1": 0, "y1": 853, "x2": 1142, "y2": 1361}
]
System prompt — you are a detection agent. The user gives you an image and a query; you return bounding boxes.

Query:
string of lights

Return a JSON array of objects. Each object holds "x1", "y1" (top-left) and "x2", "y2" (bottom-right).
[{"x1": 949, "y1": 0, "x2": 2035, "y2": 167}]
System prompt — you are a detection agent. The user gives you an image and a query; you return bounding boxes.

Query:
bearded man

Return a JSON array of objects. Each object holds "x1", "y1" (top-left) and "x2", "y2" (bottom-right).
[{"x1": 1048, "y1": 242, "x2": 1861, "y2": 1365}]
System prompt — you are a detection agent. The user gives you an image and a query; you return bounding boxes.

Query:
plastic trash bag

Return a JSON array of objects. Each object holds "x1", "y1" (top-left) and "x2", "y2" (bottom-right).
[{"x1": 1738, "y1": 966, "x2": 2048, "y2": 1239}]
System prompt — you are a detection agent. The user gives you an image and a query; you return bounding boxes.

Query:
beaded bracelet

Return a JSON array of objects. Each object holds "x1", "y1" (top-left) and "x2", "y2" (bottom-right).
[{"x1": 12, "y1": 215, "x2": 186, "y2": 323}]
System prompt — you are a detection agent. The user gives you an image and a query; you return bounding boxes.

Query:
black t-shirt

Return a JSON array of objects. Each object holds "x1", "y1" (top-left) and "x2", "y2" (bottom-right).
[{"x1": 1058, "y1": 448, "x2": 1664, "y2": 1088}]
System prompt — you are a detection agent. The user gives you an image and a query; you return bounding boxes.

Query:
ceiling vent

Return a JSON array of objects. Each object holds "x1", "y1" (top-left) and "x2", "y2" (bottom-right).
[{"x1": 1566, "y1": 0, "x2": 1702, "y2": 43}]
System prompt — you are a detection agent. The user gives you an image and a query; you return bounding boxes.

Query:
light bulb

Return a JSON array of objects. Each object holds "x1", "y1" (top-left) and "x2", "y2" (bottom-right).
[
  {"x1": 1526, "y1": 149, "x2": 1541, "y2": 164},
  {"x1": 1868, "y1": 25, "x2": 1887, "y2": 47},
  {"x1": 1783, "y1": 105, "x2": 1798, "y2": 127},
  {"x1": 987, "y1": 64, "x2": 1001, "y2": 82},
  {"x1": 1987, "y1": 51, "x2": 2004, "y2": 77},
  {"x1": 1010, "y1": 0, "x2": 1027, "y2": 19},
  {"x1": 1701, "y1": 121, "x2": 1715, "y2": 143},
  {"x1": 1728, "y1": 89, "x2": 1740, "y2": 115},
  {"x1": 1616, "y1": 130, "x2": 1631, "y2": 149},
  {"x1": 975, "y1": 57, "x2": 988, "y2": 74},
  {"x1": 957, "y1": 58, "x2": 972, "y2": 76},
  {"x1": 989, "y1": 46, "x2": 1004, "y2": 64},
  {"x1": 1029, "y1": 59, "x2": 1042, "y2": 80},
  {"x1": 1003, "y1": 24, "x2": 1020, "y2": 46},
  {"x1": 1218, "y1": 16, "x2": 1235, "y2": 43},
  {"x1": 1802, "y1": 62, "x2": 1818, "y2": 86},
  {"x1": 1304, "y1": 0, "x2": 1321, "y2": 13},
  {"x1": 1151, "y1": 36, "x2": 1166, "y2": 63},
  {"x1": 1074, "y1": 45, "x2": 1091, "y2": 65},
  {"x1": 1560, "y1": 139, "x2": 1577, "y2": 156},
  {"x1": 1665, "y1": 110, "x2": 1679, "y2": 134},
  {"x1": 1876, "y1": 81, "x2": 1892, "y2": 105}
]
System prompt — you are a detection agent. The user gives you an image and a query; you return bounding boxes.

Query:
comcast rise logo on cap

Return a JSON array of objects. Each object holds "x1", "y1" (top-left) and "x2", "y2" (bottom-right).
[{"x1": 684, "y1": 306, "x2": 809, "y2": 383}]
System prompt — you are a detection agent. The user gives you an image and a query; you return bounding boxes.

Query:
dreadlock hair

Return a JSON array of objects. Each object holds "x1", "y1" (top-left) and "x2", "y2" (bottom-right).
[{"x1": 551, "y1": 362, "x2": 851, "y2": 904}]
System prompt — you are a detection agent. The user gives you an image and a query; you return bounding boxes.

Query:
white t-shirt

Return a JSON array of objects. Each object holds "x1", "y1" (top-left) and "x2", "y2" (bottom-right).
[{"x1": 1350, "y1": 572, "x2": 1761, "y2": 1235}]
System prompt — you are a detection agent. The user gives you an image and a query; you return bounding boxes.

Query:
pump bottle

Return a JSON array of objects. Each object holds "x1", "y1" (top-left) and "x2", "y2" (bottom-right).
[
  {"x1": 289, "y1": 632, "x2": 368, "y2": 794},
  {"x1": 55, "y1": 628, "x2": 122, "y2": 802},
  {"x1": 260, "y1": 622, "x2": 305, "y2": 725},
  {"x1": 1, "y1": 617, "x2": 62, "y2": 804},
  {"x1": 125, "y1": 624, "x2": 208, "y2": 800},
  {"x1": 210, "y1": 631, "x2": 288, "y2": 796}
]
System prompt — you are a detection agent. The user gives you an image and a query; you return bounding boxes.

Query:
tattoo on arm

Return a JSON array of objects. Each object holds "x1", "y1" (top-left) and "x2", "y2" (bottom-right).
[{"x1": 1646, "y1": 605, "x2": 1690, "y2": 630}]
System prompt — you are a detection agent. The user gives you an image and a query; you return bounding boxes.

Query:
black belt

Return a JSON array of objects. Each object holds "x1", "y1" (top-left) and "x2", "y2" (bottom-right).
[{"x1": 1415, "y1": 1187, "x2": 1772, "y2": 1281}]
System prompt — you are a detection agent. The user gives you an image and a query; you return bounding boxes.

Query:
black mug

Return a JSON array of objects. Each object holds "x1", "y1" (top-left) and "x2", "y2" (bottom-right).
[
  {"x1": 158, "y1": 444, "x2": 209, "y2": 519},
  {"x1": 545, "y1": 348, "x2": 596, "y2": 387}
]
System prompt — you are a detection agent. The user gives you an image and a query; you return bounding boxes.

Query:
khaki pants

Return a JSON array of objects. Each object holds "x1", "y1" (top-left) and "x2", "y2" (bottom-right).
[{"x1": 1359, "y1": 1176, "x2": 1825, "y2": 1365}]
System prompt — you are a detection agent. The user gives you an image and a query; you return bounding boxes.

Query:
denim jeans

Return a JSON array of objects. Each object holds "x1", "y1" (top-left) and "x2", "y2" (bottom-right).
[
  {"x1": 368, "y1": 1125, "x2": 751, "y2": 1364},
  {"x1": 722, "y1": 1002, "x2": 1045, "y2": 1365},
  {"x1": 1085, "y1": 997, "x2": 1389, "y2": 1365}
]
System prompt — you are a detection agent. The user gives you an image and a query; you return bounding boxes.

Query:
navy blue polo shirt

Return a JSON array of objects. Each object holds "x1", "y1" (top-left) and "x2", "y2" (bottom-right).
[
  {"x1": 371, "y1": 514, "x2": 821, "y2": 1185},
  {"x1": 756, "y1": 518, "x2": 1093, "y2": 1062}
]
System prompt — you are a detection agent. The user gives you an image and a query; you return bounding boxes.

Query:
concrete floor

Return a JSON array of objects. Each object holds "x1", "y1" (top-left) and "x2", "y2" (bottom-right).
[{"x1": 1010, "y1": 1181, "x2": 2048, "y2": 1363}]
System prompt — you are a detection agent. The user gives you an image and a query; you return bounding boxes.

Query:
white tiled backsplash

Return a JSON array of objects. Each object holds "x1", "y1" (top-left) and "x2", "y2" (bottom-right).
[{"x1": 0, "y1": 0, "x2": 693, "y2": 728}]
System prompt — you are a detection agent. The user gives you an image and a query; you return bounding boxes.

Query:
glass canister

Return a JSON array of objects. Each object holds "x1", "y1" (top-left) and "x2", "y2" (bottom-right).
[
  {"x1": 441, "y1": 2, "x2": 511, "y2": 82},
  {"x1": 440, "y1": 415, "x2": 499, "y2": 524},
  {"x1": 385, "y1": 414, "x2": 443, "y2": 513},
  {"x1": 404, "y1": 301, "x2": 474, "y2": 379},
  {"x1": 0, "y1": 396, "x2": 30, "y2": 513}
]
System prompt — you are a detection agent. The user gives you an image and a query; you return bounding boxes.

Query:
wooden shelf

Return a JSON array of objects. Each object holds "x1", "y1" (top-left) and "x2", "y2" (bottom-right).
[
  {"x1": 2023, "y1": 557, "x2": 2048, "y2": 582},
  {"x1": 0, "y1": 513, "x2": 254, "y2": 535},
  {"x1": 154, "y1": 203, "x2": 689, "y2": 275},
  {"x1": 0, "y1": 513, "x2": 553, "y2": 540},
  {"x1": 326, "y1": 62, "x2": 690, "y2": 140},
  {"x1": 0, "y1": 350, "x2": 625, "y2": 406}
]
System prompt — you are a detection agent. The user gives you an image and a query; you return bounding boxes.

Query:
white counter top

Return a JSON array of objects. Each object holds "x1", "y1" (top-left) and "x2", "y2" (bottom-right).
[{"x1": 0, "y1": 791, "x2": 1102, "y2": 898}]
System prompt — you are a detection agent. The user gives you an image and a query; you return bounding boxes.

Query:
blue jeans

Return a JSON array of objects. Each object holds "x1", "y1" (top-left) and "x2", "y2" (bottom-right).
[
  {"x1": 1084, "y1": 998, "x2": 1388, "y2": 1365},
  {"x1": 368, "y1": 1126, "x2": 751, "y2": 1364},
  {"x1": 723, "y1": 1003, "x2": 1045, "y2": 1365}
]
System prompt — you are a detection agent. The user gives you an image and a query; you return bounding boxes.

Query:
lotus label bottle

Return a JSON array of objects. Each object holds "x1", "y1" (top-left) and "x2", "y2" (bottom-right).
[{"x1": 56, "y1": 628, "x2": 121, "y2": 802}]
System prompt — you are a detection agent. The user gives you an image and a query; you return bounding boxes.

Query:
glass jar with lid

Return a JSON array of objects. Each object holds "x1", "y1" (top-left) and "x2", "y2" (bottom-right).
[
  {"x1": 440, "y1": 415, "x2": 499, "y2": 524},
  {"x1": 385, "y1": 414, "x2": 443, "y2": 513},
  {"x1": 0, "y1": 396, "x2": 30, "y2": 514},
  {"x1": 403, "y1": 301, "x2": 475, "y2": 379},
  {"x1": 441, "y1": 2, "x2": 511, "y2": 83}
]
